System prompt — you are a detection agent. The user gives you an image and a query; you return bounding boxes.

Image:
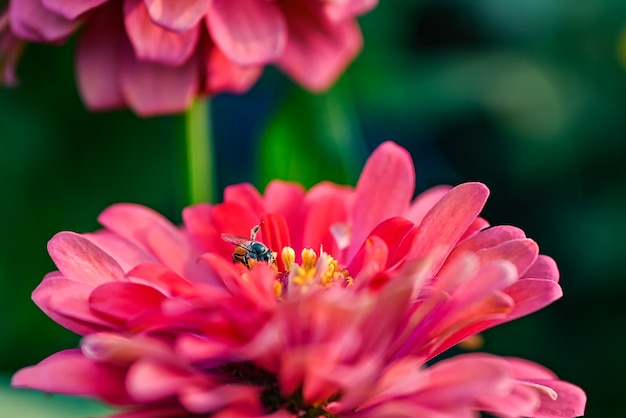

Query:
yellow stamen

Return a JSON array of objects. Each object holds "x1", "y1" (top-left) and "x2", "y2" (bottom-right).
[
  {"x1": 282, "y1": 246, "x2": 296, "y2": 271},
  {"x1": 301, "y1": 248, "x2": 317, "y2": 270},
  {"x1": 273, "y1": 280, "x2": 284, "y2": 299}
]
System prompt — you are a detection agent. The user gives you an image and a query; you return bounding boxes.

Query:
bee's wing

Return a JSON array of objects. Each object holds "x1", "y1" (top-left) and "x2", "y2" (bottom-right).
[{"x1": 221, "y1": 233, "x2": 250, "y2": 246}]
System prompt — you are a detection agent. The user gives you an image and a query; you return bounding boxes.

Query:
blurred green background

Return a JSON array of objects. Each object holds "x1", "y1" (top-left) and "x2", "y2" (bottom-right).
[{"x1": 1, "y1": 0, "x2": 624, "y2": 416}]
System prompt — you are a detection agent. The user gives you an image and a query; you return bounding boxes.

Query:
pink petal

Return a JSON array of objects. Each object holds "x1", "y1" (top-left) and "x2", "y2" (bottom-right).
[
  {"x1": 408, "y1": 182, "x2": 490, "y2": 276},
  {"x1": 367, "y1": 217, "x2": 416, "y2": 269},
  {"x1": 322, "y1": 0, "x2": 378, "y2": 21},
  {"x1": 183, "y1": 203, "x2": 220, "y2": 253},
  {"x1": 523, "y1": 254, "x2": 560, "y2": 282},
  {"x1": 201, "y1": 38, "x2": 263, "y2": 94},
  {"x1": 206, "y1": 0, "x2": 286, "y2": 65},
  {"x1": 263, "y1": 181, "x2": 306, "y2": 242},
  {"x1": 277, "y1": 0, "x2": 362, "y2": 90},
  {"x1": 260, "y1": 213, "x2": 291, "y2": 271},
  {"x1": 472, "y1": 239, "x2": 539, "y2": 277},
  {"x1": 48, "y1": 231, "x2": 126, "y2": 285},
  {"x1": 455, "y1": 225, "x2": 527, "y2": 252},
  {"x1": 404, "y1": 185, "x2": 452, "y2": 226},
  {"x1": 84, "y1": 230, "x2": 157, "y2": 273},
  {"x1": 10, "y1": 0, "x2": 79, "y2": 41},
  {"x1": 119, "y1": 40, "x2": 198, "y2": 115},
  {"x1": 124, "y1": 0, "x2": 199, "y2": 66},
  {"x1": 414, "y1": 354, "x2": 511, "y2": 406},
  {"x1": 528, "y1": 380, "x2": 586, "y2": 418},
  {"x1": 504, "y1": 278, "x2": 563, "y2": 321},
  {"x1": 210, "y1": 201, "x2": 263, "y2": 258},
  {"x1": 75, "y1": 4, "x2": 126, "y2": 111},
  {"x1": 348, "y1": 235, "x2": 389, "y2": 281},
  {"x1": 505, "y1": 357, "x2": 558, "y2": 380},
  {"x1": 180, "y1": 384, "x2": 260, "y2": 414},
  {"x1": 89, "y1": 282, "x2": 166, "y2": 325},
  {"x1": 98, "y1": 204, "x2": 198, "y2": 278},
  {"x1": 144, "y1": 0, "x2": 209, "y2": 32},
  {"x1": 32, "y1": 274, "x2": 111, "y2": 335},
  {"x1": 126, "y1": 359, "x2": 197, "y2": 402},
  {"x1": 12, "y1": 349, "x2": 131, "y2": 404},
  {"x1": 348, "y1": 142, "x2": 415, "y2": 259},
  {"x1": 302, "y1": 182, "x2": 352, "y2": 256},
  {"x1": 128, "y1": 263, "x2": 201, "y2": 296},
  {"x1": 223, "y1": 183, "x2": 266, "y2": 217},
  {"x1": 42, "y1": 0, "x2": 108, "y2": 19}
]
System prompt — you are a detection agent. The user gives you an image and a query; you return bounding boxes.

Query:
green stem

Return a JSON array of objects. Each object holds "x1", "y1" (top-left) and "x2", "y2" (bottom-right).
[{"x1": 184, "y1": 98, "x2": 215, "y2": 204}]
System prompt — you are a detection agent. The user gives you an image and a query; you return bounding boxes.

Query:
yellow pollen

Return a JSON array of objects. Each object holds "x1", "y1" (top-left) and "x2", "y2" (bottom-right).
[
  {"x1": 293, "y1": 266, "x2": 317, "y2": 286},
  {"x1": 273, "y1": 280, "x2": 284, "y2": 299},
  {"x1": 282, "y1": 246, "x2": 296, "y2": 271},
  {"x1": 301, "y1": 248, "x2": 317, "y2": 270}
]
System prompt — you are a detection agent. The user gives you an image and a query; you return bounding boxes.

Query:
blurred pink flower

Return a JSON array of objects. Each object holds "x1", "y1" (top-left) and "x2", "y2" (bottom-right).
[
  {"x1": 1, "y1": 0, "x2": 375, "y2": 115},
  {"x1": 13, "y1": 142, "x2": 586, "y2": 417}
]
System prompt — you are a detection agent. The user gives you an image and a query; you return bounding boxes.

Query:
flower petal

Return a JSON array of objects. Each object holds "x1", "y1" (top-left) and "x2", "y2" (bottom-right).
[
  {"x1": 75, "y1": 4, "x2": 126, "y2": 111},
  {"x1": 322, "y1": 0, "x2": 378, "y2": 21},
  {"x1": 89, "y1": 282, "x2": 166, "y2": 325},
  {"x1": 224, "y1": 183, "x2": 265, "y2": 217},
  {"x1": 119, "y1": 38, "x2": 198, "y2": 115},
  {"x1": 125, "y1": 0, "x2": 199, "y2": 66},
  {"x1": 98, "y1": 204, "x2": 199, "y2": 278},
  {"x1": 32, "y1": 274, "x2": 111, "y2": 335},
  {"x1": 260, "y1": 213, "x2": 291, "y2": 271},
  {"x1": 504, "y1": 278, "x2": 563, "y2": 321},
  {"x1": 42, "y1": 0, "x2": 108, "y2": 19},
  {"x1": 206, "y1": 0, "x2": 286, "y2": 65},
  {"x1": 523, "y1": 254, "x2": 560, "y2": 282},
  {"x1": 48, "y1": 231, "x2": 126, "y2": 285},
  {"x1": 349, "y1": 142, "x2": 415, "y2": 259},
  {"x1": 404, "y1": 185, "x2": 452, "y2": 226},
  {"x1": 526, "y1": 380, "x2": 586, "y2": 418},
  {"x1": 10, "y1": 0, "x2": 79, "y2": 41},
  {"x1": 126, "y1": 359, "x2": 197, "y2": 402},
  {"x1": 12, "y1": 350, "x2": 130, "y2": 404},
  {"x1": 277, "y1": 0, "x2": 362, "y2": 90},
  {"x1": 408, "y1": 182, "x2": 490, "y2": 276},
  {"x1": 202, "y1": 41, "x2": 263, "y2": 93},
  {"x1": 144, "y1": 0, "x2": 209, "y2": 32}
]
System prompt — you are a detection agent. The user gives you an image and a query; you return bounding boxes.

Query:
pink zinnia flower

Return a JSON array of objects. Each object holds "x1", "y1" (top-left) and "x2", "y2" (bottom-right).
[
  {"x1": 13, "y1": 142, "x2": 586, "y2": 417},
  {"x1": 1, "y1": 0, "x2": 375, "y2": 115}
]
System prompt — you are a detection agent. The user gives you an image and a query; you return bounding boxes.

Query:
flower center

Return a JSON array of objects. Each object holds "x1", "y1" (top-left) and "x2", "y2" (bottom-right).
[
  {"x1": 273, "y1": 246, "x2": 352, "y2": 298},
  {"x1": 218, "y1": 362, "x2": 337, "y2": 417}
]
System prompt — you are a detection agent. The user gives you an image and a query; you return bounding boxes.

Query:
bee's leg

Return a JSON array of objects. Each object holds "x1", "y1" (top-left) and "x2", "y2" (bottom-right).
[{"x1": 250, "y1": 222, "x2": 262, "y2": 240}]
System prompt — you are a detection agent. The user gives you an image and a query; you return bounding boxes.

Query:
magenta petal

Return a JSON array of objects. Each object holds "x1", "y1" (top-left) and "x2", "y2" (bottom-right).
[
  {"x1": 408, "y1": 182, "x2": 490, "y2": 275},
  {"x1": 202, "y1": 40, "x2": 263, "y2": 93},
  {"x1": 48, "y1": 231, "x2": 126, "y2": 285},
  {"x1": 206, "y1": 0, "x2": 286, "y2": 65},
  {"x1": 323, "y1": 0, "x2": 378, "y2": 21},
  {"x1": 505, "y1": 278, "x2": 563, "y2": 321},
  {"x1": 42, "y1": 0, "x2": 108, "y2": 19},
  {"x1": 302, "y1": 183, "x2": 351, "y2": 255},
  {"x1": 260, "y1": 213, "x2": 291, "y2": 271},
  {"x1": 263, "y1": 181, "x2": 306, "y2": 239},
  {"x1": 145, "y1": 0, "x2": 209, "y2": 32},
  {"x1": 523, "y1": 254, "x2": 560, "y2": 282},
  {"x1": 404, "y1": 185, "x2": 452, "y2": 226},
  {"x1": 224, "y1": 183, "x2": 266, "y2": 217},
  {"x1": 89, "y1": 282, "x2": 166, "y2": 324},
  {"x1": 124, "y1": 0, "x2": 199, "y2": 65},
  {"x1": 10, "y1": 0, "x2": 79, "y2": 41},
  {"x1": 473, "y1": 239, "x2": 539, "y2": 277},
  {"x1": 349, "y1": 142, "x2": 415, "y2": 259},
  {"x1": 529, "y1": 380, "x2": 586, "y2": 418},
  {"x1": 120, "y1": 49, "x2": 198, "y2": 115},
  {"x1": 98, "y1": 204, "x2": 198, "y2": 277},
  {"x1": 84, "y1": 231, "x2": 157, "y2": 273},
  {"x1": 12, "y1": 350, "x2": 130, "y2": 404},
  {"x1": 75, "y1": 5, "x2": 126, "y2": 111},
  {"x1": 33, "y1": 275, "x2": 111, "y2": 335},
  {"x1": 126, "y1": 359, "x2": 195, "y2": 402},
  {"x1": 278, "y1": 1, "x2": 362, "y2": 90}
]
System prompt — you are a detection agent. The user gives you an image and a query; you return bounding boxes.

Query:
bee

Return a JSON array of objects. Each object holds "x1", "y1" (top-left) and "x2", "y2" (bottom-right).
[{"x1": 221, "y1": 223, "x2": 276, "y2": 269}]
